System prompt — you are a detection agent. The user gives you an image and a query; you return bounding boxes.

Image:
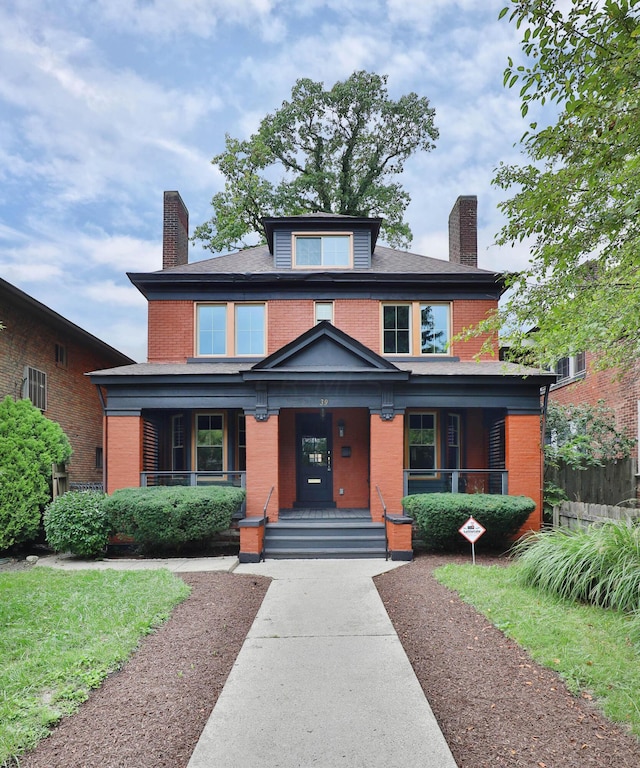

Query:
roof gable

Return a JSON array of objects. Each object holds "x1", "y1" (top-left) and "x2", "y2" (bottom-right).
[{"x1": 246, "y1": 321, "x2": 407, "y2": 380}]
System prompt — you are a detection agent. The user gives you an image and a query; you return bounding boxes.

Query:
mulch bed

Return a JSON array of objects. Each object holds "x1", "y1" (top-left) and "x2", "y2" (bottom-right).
[
  {"x1": 374, "y1": 553, "x2": 640, "y2": 768},
  {"x1": 6, "y1": 554, "x2": 640, "y2": 767},
  {"x1": 13, "y1": 571, "x2": 270, "y2": 768}
]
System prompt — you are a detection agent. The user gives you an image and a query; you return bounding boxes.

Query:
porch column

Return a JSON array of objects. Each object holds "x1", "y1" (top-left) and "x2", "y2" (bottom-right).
[
  {"x1": 369, "y1": 413, "x2": 404, "y2": 523},
  {"x1": 106, "y1": 414, "x2": 143, "y2": 494},
  {"x1": 504, "y1": 413, "x2": 543, "y2": 532},
  {"x1": 245, "y1": 414, "x2": 280, "y2": 521}
]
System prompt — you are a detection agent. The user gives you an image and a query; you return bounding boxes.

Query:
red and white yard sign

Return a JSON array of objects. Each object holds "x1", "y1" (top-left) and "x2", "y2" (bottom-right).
[{"x1": 459, "y1": 516, "x2": 486, "y2": 564}]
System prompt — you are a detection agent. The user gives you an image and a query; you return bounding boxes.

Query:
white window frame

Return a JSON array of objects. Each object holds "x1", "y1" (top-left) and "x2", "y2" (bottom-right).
[
  {"x1": 554, "y1": 353, "x2": 586, "y2": 385},
  {"x1": 315, "y1": 301, "x2": 334, "y2": 324},
  {"x1": 292, "y1": 232, "x2": 353, "y2": 269}
]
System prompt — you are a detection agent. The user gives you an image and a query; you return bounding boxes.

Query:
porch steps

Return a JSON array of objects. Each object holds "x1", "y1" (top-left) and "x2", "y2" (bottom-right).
[{"x1": 264, "y1": 518, "x2": 387, "y2": 559}]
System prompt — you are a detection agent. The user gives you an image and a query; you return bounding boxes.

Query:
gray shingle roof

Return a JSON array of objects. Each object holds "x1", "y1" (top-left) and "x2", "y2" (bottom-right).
[{"x1": 160, "y1": 243, "x2": 494, "y2": 276}]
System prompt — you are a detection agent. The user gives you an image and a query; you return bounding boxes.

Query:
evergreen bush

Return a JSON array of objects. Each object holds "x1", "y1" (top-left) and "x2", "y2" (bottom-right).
[
  {"x1": 0, "y1": 397, "x2": 72, "y2": 550},
  {"x1": 402, "y1": 492, "x2": 536, "y2": 551},
  {"x1": 102, "y1": 485, "x2": 244, "y2": 554},
  {"x1": 44, "y1": 491, "x2": 111, "y2": 557}
]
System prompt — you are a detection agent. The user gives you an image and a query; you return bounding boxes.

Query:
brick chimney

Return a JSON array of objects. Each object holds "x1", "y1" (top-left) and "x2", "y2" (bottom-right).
[
  {"x1": 448, "y1": 195, "x2": 477, "y2": 268},
  {"x1": 162, "y1": 191, "x2": 189, "y2": 269}
]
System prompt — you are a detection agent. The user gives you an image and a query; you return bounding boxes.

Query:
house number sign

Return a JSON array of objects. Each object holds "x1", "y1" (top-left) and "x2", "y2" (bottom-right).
[{"x1": 320, "y1": 399, "x2": 329, "y2": 406}]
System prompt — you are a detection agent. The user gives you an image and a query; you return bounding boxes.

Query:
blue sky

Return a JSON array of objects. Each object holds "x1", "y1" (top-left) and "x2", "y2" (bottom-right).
[{"x1": 0, "y1": 0, "x2": 534, "y2": 363}]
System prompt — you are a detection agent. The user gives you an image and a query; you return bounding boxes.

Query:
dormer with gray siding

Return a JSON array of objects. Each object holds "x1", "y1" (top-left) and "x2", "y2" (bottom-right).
[{"x1": 263, "y1": 214, "x2": 382, "y2": 270}]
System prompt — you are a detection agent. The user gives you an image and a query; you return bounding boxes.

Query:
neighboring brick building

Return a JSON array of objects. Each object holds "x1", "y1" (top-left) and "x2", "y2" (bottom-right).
[
  {"x1": 0, "y1": 278, "x2": 134, "y2": 486},
  {"x1": 548, "y1": 353, "x2": 640, "y2": 495},
  {"x1": 91, "y1": 191, "x2": 553, "y2": 560}
]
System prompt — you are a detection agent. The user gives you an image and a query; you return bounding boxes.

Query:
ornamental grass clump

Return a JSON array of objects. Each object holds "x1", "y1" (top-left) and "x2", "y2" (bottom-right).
[{"x1": 514, "y1": 520, "x2": 640, "y2": 613}]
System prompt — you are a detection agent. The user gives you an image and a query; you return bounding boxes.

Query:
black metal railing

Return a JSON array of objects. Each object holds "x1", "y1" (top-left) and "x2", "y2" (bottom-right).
[
  {"x1": 403, "y1": 469, "x2": 508, "y2": 497},
  {"x1": 375, "y1": 485, "x2": 389, "y2": 560},
  {"x1": 140, "y1": 471, "x2": 246, "y2": 489}
]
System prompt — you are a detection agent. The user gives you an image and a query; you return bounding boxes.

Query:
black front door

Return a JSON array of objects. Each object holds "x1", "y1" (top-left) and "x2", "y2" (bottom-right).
[{"x1": 296, "y1": 413, "x2": 334, "y2": 506}]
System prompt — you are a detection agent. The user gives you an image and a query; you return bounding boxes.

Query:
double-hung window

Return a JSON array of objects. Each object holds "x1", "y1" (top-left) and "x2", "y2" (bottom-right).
[
  {"x1": 407, "y1": 413, "x2": 437, "y2": 473},
  {"x1": 293, "y1": 234, "x2": 351, "y2": 267},
  {"x1": 196, "y1": 303, "x2": 265, "y2": 356},
  {"x1": 196, "y1": 414, "x2": 224, "y2": 471},
  {"x1": 382, "y1": 303, "x2": 450, "y2": 355}
]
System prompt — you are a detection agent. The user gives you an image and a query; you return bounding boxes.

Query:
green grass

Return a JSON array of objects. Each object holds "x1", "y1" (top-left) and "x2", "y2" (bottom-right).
[
  {"x1": 0, "y1": 568, "x2": 190, "y2": 765},
  {"x1": 435, "y1": 562, "x2": 640, "y2": 737}
]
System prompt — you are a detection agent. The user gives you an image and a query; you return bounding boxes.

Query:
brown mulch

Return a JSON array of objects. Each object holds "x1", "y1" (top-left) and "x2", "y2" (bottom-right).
[
  {"x1": 13, "y1": 571, "x2": 271, "y2": 768},
  {"x1": 374, "y1": 553, "x2": 640, "y2": 768},
  {"x1": 5, "y1": 554, "x2": 640, "y2": 767}
]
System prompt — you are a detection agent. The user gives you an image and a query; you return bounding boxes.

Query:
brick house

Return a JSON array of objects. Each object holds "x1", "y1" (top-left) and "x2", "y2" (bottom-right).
[
  {"x1": 0, "y1": 277, "x2": 134, "y2": 486},
  {"x1": 90, "y1": 191, "x2": 553, "y2": 560},
  {"x1": 548, "y1": 353, "x2": 640, "y2": 498}
]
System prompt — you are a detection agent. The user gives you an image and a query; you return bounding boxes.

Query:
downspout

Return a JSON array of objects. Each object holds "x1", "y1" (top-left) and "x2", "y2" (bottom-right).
[
  {"x1": 95, "y1": 384, "x2": 108, "y2": 494},
  {"x1": 540, "y1": 382, "x2": 551, "y2": 526}
]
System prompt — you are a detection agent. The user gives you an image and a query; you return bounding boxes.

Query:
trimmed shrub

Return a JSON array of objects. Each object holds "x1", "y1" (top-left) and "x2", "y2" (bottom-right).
[
  {"x1": 44, "y1": 491, "x2": 111, "y2": 557},
  {"x1": 402, "y1": 492, "x2": 536, "y2": 551},
  {"x1": 0, "y1": 397, "x2": 72, "y2": 550},
  {"x1": 102, "y1": 485, "x2": 245, "y2": 554}
]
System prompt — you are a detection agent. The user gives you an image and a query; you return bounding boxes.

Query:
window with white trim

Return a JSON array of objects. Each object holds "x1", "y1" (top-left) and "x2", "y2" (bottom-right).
[
  {"x1": 196, "y1": 303, "x2": 265, "y2": 357},
  {"x1": 554, "y1": 353, "x2": 586, "y2": 384},
  {"x1": 293, "y1": 234, "x2": 352, "y2": 267},
  {"x1": 315, "y1": 302, "x2": 334, "y2": 324},
  {"x1": 382, "y1": 303, "x2": 451, "y2": 355},
  {"x1": 23, "y1": 366, "x2": 47, "y2": 410}
]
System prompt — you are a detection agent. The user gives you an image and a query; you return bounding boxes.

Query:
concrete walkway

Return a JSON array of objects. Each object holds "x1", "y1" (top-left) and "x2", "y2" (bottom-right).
[
  {"x1": 33, "y1": 554, "x2": 458, "y2": 766},
  {"x1": 188, "y1": 559, "x2": 458, "y2": 768}
]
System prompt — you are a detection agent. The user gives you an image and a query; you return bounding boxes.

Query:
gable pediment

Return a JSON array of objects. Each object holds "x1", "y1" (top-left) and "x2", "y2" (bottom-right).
[{"x1": 243, "y1": 321, "x2": 408, "y2": 382}]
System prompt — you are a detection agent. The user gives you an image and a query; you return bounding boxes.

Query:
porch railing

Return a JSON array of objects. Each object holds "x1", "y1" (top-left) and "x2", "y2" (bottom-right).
[
  {"x1": 140, "y1": 471, "x2": 246, "y2": 489},
  {"x1": 403, "y1": 469, "x2": 508, "y2": 497}
]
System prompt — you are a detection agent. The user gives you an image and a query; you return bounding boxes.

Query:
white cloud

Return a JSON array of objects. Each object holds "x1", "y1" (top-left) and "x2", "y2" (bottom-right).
[{"x1": 84, "y1": 280, "x2": 148, "y2": 308}]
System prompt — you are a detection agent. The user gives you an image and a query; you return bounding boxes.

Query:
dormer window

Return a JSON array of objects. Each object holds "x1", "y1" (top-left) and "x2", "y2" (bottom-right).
[{"x1": 293, "y1": 233, "x2": 352, "y2": 268}]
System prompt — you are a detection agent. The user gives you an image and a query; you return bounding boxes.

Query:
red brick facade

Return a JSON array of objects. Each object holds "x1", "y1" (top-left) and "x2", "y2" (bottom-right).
[
  {"x1": 0, "y1": 280, "x2": 132, "y2": 485},
  {"x1": 548, "y1": 355, "x2": 639, "y2": 462}
]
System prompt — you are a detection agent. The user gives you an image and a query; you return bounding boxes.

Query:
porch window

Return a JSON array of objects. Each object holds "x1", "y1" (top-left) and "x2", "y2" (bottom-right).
[
  {"x1": 196, "y1": 414, "x2": 224, "y2": 471},
  {"x1": 236, "y1": 304, "x2": 265, "y2": 355},
  {"x1": 197, "y1": 304, "x2": 226, "y2": 355},
  {"x1": 237, "y1": 414, "x2": 246, "y2": 471},
  {"x1": 408, "y1": 412, "x2": 437, "y2": 472},
  {"x1": 293, "y1": 234, "x2": 351, "y2": 267},
  {"x1": 382, "y1": 303, "x2": 450, "y2": 355}
]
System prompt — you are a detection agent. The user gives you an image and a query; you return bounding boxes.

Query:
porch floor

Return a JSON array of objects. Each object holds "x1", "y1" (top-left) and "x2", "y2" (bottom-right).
[{"x1": 278, "y1": 508, "x2": 371, "y2": 520}]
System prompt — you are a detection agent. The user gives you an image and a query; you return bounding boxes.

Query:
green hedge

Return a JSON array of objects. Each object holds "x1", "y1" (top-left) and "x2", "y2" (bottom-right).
[
  {"x1": 44, "y1": 490, "x2": 111, "y2": 557},
  {"x1": 402, "y1": 493, "x2": 536, "y2": 551},
  {"x1": 102, "y1": 486, "x2": 244, "y2": 554}
]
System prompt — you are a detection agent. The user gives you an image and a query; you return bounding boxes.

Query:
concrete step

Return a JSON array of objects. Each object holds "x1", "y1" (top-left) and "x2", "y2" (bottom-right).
[{"x1": 264, "y1": 519, "x2": 387, "y2": 559}]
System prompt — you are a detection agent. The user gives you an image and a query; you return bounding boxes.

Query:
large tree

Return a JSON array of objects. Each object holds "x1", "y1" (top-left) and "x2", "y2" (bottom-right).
[
  {"x1": 485, "y1": 0, "x2": 640, "y2": 370},
  {"x1": 194, "y1": 71, "x2": 438, "y2": 252}
]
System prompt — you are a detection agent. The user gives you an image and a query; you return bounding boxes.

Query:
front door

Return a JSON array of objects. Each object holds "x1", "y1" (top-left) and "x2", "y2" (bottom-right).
[{"x1": 296, "y1": 413, "x2": 334, "y2": 506}]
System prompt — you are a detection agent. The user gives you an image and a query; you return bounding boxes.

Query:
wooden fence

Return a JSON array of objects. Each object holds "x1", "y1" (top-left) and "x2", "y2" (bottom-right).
[
  {"x1": 545, "y1": 458, "x2": 638, "y2": 506},
  {"x1": 553, "y1": 500, "x2": 640, "y2": 530}
]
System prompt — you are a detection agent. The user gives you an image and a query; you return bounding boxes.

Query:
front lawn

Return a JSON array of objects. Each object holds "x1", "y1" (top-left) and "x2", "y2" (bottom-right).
[
  {"x1": 0, "y1": 567, "x2": 190, "y2": 764},
  {"x1": 435, "y1": 562, "x2": 640, "y2": 737}
]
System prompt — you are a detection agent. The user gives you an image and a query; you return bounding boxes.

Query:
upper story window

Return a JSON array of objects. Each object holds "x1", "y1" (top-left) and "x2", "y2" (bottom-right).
[
  {"x1": 382, "y1": 303, "x2": 451, "y2": 355},
  {"x1": 315, "y1": 302, "x2": 334, "y2": 324},
  {"x1": 55, "y1": 343, "x2": 67, "y2": 368},
  {"x1": 23, "y1": 366, "x2": 47, "y2": 410},
  {"x1": 554, "y1": 353, "x2": 586, "y2": 384},
  {"x1": 196, "y1": 303, "x2": 265, "y2": 357},
  {"x1": 293, "y1": 233, "x2": 352, "y2": 268}
]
